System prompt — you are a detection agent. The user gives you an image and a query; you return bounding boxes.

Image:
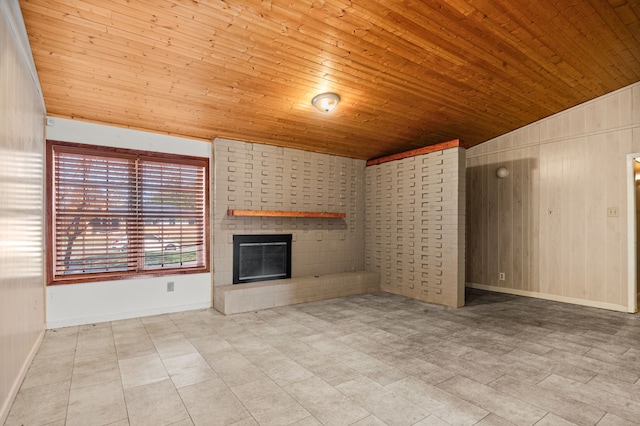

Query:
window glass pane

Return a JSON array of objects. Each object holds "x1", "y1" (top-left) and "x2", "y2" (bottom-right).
[
  {"x1": 140, "y1": 160, "x2": 206, "y2": 270},
  {"x1": 49, "y1": 141, "x2": 209, "y2": 284},
  {"x1": 53, "y1": 151, "x2": 136, "y2": 276}
]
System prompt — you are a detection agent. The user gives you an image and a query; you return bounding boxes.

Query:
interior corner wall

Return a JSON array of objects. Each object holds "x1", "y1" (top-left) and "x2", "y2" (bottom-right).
[
  {"x1": 44, "y1": 118, "x2": 212, "y2": 328},
  {"x1": 466, "y1": 82, "x2": 640, "y2": 312},
  {"x1": 365, "y1": 147, "x2": 466, "y2": 307},
  {"x1": 213, "y1": 138, "x2": 366, "y2": 286},
  {"x1": 0, "y1": 1, "x2": 46, "y2": 423}
]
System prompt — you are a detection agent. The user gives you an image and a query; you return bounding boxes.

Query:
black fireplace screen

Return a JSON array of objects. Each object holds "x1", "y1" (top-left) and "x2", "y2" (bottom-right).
[{"x1": 233, "y1": 234, "x2": 292, "y2": 284}]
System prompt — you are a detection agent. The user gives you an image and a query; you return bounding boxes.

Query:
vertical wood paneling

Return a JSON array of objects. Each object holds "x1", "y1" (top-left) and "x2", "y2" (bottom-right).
[
  {"x1": 512, "y1": 150, "x2": 523, "y2": 290},
  {"x1": 529, "y1": 145, "x2": 541, "y2": 293},
  {"x1": 568, "y1": 138, "x2": 586, "y2": 300},
  {"x1": 585, "y1": 135, "x2": 607, "y2": 302},
  {"x1": 466, "y1": 82, "x2": 640, "y2": 311},
  {"x1": 0, "y1": 2, "x2": 46, "y2": 423},
  {"x1": 605, "y1": 131, "x2": 623, "y2": 305}
]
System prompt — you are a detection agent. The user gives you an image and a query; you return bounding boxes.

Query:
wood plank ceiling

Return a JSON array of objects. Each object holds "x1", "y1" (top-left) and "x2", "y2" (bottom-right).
[{"x1": 20, "y1": 0, "x2": 640, "y2": 160}]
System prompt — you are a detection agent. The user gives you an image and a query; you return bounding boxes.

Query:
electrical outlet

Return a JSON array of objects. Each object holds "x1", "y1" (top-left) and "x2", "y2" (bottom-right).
[
  {"x1": 607, "y1": 207, "x2": 619, "y2": 217},
  {"x1": 167, "y1": 281, "x2": 174, "y2": 292},
  {"x1": 499, "y1": 272, "x2": 505, "y2": 281}
]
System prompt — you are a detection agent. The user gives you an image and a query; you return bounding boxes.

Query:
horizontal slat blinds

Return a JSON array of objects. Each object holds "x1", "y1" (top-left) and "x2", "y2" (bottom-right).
[
  {"x1": 140, "y1": 159, "x2": 206, "y2": 270},
  {"x1": 49, "y1": 141, "x2": 208, "y2": 284}
]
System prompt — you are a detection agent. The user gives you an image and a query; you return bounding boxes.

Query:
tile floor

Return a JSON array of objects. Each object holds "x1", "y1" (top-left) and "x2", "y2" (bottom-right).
[{"x1": 5, "y1": 289, "x2": 640, "y2": 426}]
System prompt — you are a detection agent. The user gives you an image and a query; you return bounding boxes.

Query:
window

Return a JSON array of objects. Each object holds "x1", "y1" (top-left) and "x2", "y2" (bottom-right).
[{"x1": 47, "y1": 140, "x2": 209, "y2": 285}]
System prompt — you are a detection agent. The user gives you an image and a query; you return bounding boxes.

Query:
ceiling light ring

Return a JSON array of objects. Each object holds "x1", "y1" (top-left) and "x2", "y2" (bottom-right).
[{"x1": 312, "y1": 92, "x2": 340, "y2": 113}]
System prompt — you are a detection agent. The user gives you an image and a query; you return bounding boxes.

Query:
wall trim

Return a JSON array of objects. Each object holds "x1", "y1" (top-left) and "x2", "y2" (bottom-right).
[
  {"x1": 46, "y1": 301, "x2": 211, "y2": 329},
  {"x1": 0, "y1": 328, "x2": 45, "y2": 425},
  {"x1": 466, "y1": 283, "x2": 630, "y2": 313},
  {"x1": 366, "y1": 139, "x2": 464, "y2": 166}
]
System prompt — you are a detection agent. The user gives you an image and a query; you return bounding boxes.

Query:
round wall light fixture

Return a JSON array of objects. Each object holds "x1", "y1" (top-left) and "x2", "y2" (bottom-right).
[
  {"x1": 496, "y1": 166, "x2": 509, "y2": 178},
  {"x1": 312, "y1": 92, "x2": 340, "y2": 113}
]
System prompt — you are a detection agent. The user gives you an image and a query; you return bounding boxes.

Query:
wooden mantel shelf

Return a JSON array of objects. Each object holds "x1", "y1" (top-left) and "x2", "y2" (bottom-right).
[{"x1": 227, "y1": 209, "x2": 346, "y2": 219}]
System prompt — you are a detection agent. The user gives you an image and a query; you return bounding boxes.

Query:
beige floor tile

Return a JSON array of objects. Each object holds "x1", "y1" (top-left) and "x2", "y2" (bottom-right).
[
  {"x1": 336, "y1": 333, "x2": 395, "y2": 358},
  {"x1": 20, "y1": 352, "x2": 74, "y2": 390},
  {"x1": 151, "y1": 333, "x2": 199, "y2": 360},
  {"x1": 411, "y1": 414, "x2": 451, "y2": 426},
  {"x1": 586, "y1": 374, "x2": 640, "y2": 403},
  {"x1": 163, "y1": 352, "x2": 218, "y2": 388},
  {"x1": 75, "y1": 335, "x2": 117, "y2": 358},
  {"x1": 168, "y1": 419, "x2": 196, "y2": 426},
  {"x1": 306, "y1": 361, "x2": 363, "y2": 386},
  {"x1": 177, "y1": 321, "x2": 217, "y2": 339},
  {"x1": 533, "y1": 413, "x2": 578, "y2": 425},
  {"x1": 284, "y1": 376, "x2": 370, "y2": 426},
  {"x1": 66, "y1": 379, "x2": 127, "y2": 426},
  {"x1": 299, "y1": 333, "x2": 358, "y2": 357},
  {"x1": 437, "y1": 375, "x2": 547, "y2": 425},
  {"x1": 71, "y1": 352, "x2": 120, "y2": 389},
  {"x1": 387, "y1": 376, "x2": 489, "y2": 426},
  {"x1": 190, "y1": 335, "x2": 236, "y2": 355},
  {"x1": 388, "y1": 355, "x2": 454, "y2": 386},
  {"x1": 489, "y1": 376, "x2": 605, "y2": 425},
  {"x1": 537, "y1": 374, "x2": 640, "y2": 423},
  {"x1": 42, "y1": 420, "x2": 66, "y2": 426},
  {"x1": 250, "y1": 352, "x2": 315, "y2": 386},
  {"x1": 124, "y1": 378, "x2": 189, "y2": 426},
  {"x1": 288, "y1": 416, "x2": 322, "y2": 426},
  {"x1": 203, "y1": 350, "x2": 267, "y2": 387},
  {"x1": 231, "y1": 377, "x2": 310, "y2": 426},
  {"x1": 35, "y1": 334, "x2": 78, "y2": 359},
  {"x1": 144, "y1": 321, "x2": 182, "y2": 337},
  {"x1": 544, "y1": 350, "x2": 638, "y2": 384},
  {"x1": 460, "y1": 349, "x2": 550, "y2": 384},
  {"x1": 178, "y1": 378, "x2": 251, "y2": 426},
  {"x1": 350, "y1": 415, "x2": 388, "y2": 426},
  {"x1": 119, "y1": 353, "x2": 169, "y2": 389},
  {"x1": 472, "y1": 413, "x2": 517, "y2": 425},
  {"x1": 8, "y1": 291, "x2": 640, "y2": 426},
  {"x1": 4, "y1": 380, "x2": 70, "y2": 426},
  {"x1": 115, "y1": 338, "x2": 159, "y2": 360},
  {"x1": 597, "y1": 413, "x2": 639, "y2": 426},
  {"x1": 336, "y1": 376, "x2": 427, "y2": 426},
  {"x1": 227, "y1": 417, "x2": 259, "y2": 426},
  {"x1": 106, "y1": 420, "x2": 131, "y2": 426}
]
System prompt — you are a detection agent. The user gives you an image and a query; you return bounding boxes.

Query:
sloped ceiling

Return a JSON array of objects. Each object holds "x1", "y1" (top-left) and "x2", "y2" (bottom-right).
[{"x1": 20, "y1": 0, "x2": 640, "y2": 159}]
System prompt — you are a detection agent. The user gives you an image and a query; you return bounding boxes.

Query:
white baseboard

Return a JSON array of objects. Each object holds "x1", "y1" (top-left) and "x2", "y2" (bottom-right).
[
  {"x1": 46, "y1": 301, "x2": 211, "y2": 329},
  {"x1": 466, "y1": 283, "x2": 629, "y2": 313},
  {"x1": 0, "y1": 327, "x2": 45, "y2": 425}
]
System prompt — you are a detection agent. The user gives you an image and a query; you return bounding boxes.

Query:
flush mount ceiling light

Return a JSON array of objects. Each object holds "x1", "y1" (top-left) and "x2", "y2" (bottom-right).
[{"x1": 312, "y1": 92, "x2": 340, "y2": 113}]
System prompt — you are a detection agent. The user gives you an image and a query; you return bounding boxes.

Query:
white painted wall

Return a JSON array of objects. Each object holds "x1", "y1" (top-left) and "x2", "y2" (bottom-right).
[
  {"x1": 466, "y1": 82, "x2": 640, "y2": 312},
  {"x1": 45, "y1": 117, "x2": 213, "y2": 328},
  {"x1": 0, "y1": 1, "x2": 46, "y2": 423}
]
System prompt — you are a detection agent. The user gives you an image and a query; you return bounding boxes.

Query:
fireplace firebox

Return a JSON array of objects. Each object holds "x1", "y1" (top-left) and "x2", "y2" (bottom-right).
[{"x1": 233, "y1": 234, "x2": 292, "y2": 284}]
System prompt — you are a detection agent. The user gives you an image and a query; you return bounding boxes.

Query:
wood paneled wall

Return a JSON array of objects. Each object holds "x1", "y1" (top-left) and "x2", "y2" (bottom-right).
[
  {"x1": 466, "y1": 83, "x2": 640, "y2": 312},
  {"x1": 0, "y1": 1, "x2": 46, "y2": 422}
]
